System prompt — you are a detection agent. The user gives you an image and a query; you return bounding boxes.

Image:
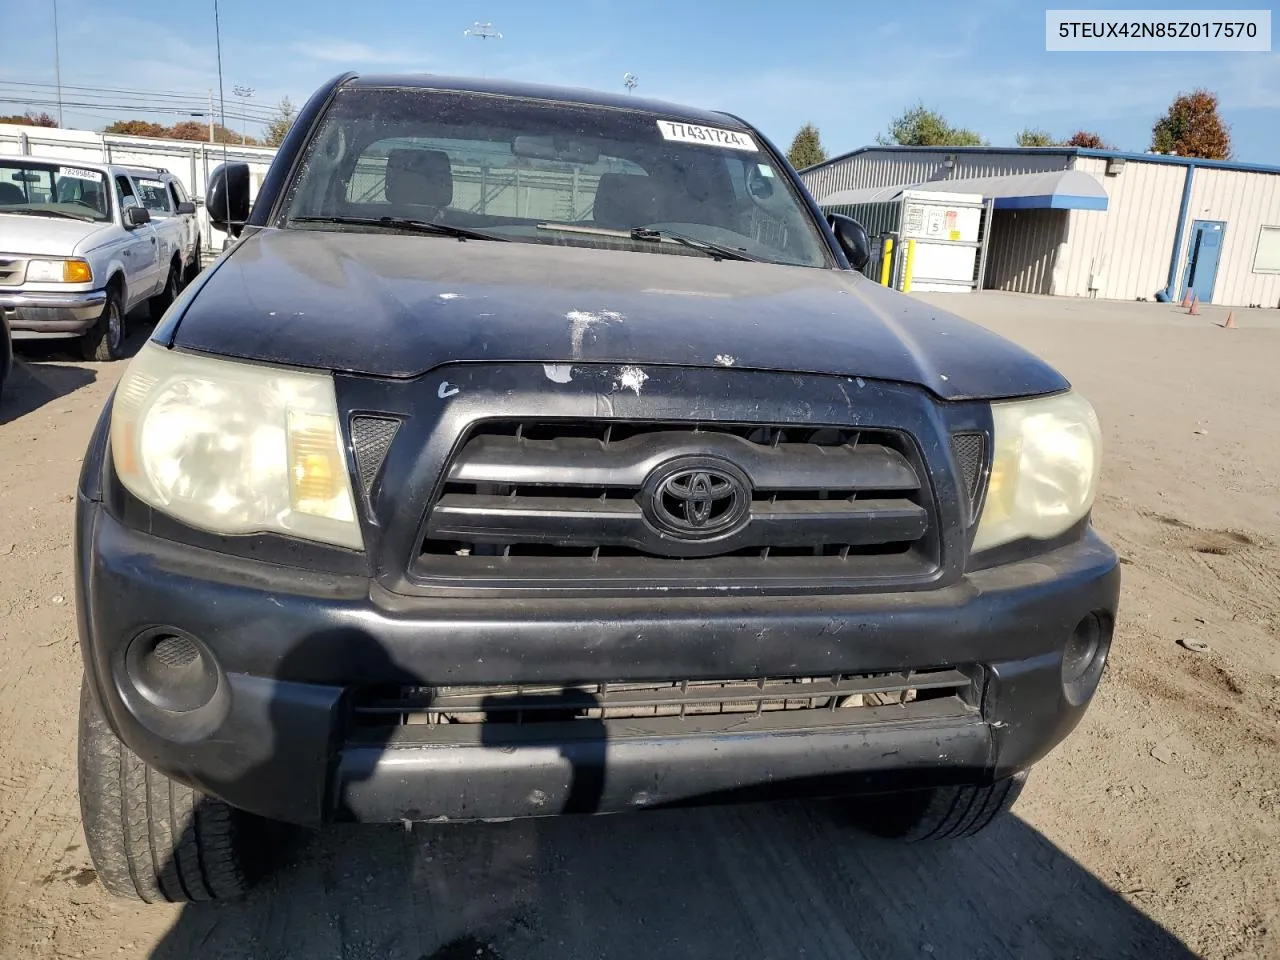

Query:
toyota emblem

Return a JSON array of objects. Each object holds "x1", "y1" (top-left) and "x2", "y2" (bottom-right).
[{"x1": 642, "y1": 458, "x2": 751, "y2": 540}]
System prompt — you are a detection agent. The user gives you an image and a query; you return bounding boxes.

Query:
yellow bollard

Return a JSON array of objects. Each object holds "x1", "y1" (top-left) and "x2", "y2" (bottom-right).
[
  {"x1": 902, "y1": 239, "x2": 916, "y2": 293},
  {"x1": 879, "y1": 237, "x2": 894, "y2": 286}
]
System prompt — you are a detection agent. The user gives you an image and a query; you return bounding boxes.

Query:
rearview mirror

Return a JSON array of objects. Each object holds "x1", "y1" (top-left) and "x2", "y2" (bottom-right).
[
  {"x1": 124, "y1": 206, "x2": 151, "y2": 228},
  {"x1": 512, "y1": 135, "x2": 600, "y2": 165},
  {"x1": 207, "y1": 162, "x2": 250, "y2": 236},
  {"x1": 827, "y1": 213, "x2": 871, "y2": 271},
  {"x1": 175, "y1": 201, "x2": 197, "y2": 215}
]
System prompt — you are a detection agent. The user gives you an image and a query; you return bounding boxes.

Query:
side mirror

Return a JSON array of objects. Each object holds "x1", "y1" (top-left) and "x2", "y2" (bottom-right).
[
  {"x1": 175, "y1": 201, "x2": 197, "y2": 215},
  {"x1": 827, "y1": 213, "x2": 871, "y2": 271},
  {"x1": 124, "y1": 206, "x2": 151, "y2": 228},
  {"x1": 207, "y1": 162, "x2": 250, "y2": 236}
]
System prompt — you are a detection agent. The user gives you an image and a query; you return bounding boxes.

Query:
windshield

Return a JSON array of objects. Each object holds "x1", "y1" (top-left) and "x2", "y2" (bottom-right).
[
  {"x1": 0, "y1": 161, "x2": 112, "y2": 222},
  {"x1": 283, "y1": 87, "x2": 831, "y2": 268}
]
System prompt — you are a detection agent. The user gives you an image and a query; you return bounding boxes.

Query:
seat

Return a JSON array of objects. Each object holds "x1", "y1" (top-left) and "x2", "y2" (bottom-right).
[
  {"x1": 593, "y1": 173, "x2": 667, "y2": 230},
  {"x1": 0, "y1": 182, "x2": 24, "y2": 204},
  {"x1": 384, "y1": 149, "x2": 453, "y2": 213}
]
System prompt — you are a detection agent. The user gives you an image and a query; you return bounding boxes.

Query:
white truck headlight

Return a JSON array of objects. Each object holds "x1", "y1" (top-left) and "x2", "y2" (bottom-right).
[
  {"x1": 110, "y1": 342, "x2": 362, "y2": 550},
  {"x1": 26, "y1": 258, "x2": 93, "y2": 283},
  {"x1": 971, "y1": 390, "x2": 1102, "y2": 554}
]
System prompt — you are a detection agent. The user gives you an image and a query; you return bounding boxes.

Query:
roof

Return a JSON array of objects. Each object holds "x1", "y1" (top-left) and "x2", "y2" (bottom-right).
[
  {"x1": 804, "y1": 144, "x2": 1280, "y2": 177},
  {"x1": 819, "y1": 170, "x2": 1109, "y2": 211},
  {"x1": 1, "y1": 154, "x2": 110, "y2": 171},
  {"x1": 347, "y1": 74, "x2": 747, "y2": 129}
]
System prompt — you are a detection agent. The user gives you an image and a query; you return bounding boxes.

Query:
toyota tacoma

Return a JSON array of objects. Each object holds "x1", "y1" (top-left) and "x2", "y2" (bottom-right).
[{"x1": 74, "y1": 74, "x2": 1118, "y2": 902}]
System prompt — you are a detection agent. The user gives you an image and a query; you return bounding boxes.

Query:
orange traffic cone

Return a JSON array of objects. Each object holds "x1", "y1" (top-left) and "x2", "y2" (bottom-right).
[
  {"x1": 1181, "y1": 289, "x2": 1192, "y2": 308},
  {"x1": 1223, "y1": 312, "x2": 1236, "y2": 329},
  {"x1": 1188, "y1": 296, "x2": 1200, "y2": 315}
]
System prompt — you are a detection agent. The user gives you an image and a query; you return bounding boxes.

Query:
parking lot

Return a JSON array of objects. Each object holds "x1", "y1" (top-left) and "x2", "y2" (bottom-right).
[{"x1": 0, "y1": 291, "x2": 1277, "y2": 960}]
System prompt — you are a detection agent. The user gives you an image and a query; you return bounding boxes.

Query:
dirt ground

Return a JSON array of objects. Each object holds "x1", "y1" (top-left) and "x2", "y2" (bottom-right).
[{"x1": 0, "y1": 291, "x2": 1277, "y2": 960}]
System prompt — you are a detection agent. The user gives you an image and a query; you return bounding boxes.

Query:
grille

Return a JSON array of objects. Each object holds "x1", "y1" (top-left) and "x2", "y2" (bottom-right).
[
  {"x1": 351, "y1": 668, "x2": 978, "y2": 729},
  {"x1": 0, "y1": 257, "x2": 27, "y2": 286},
  {"x1": 350, "y1": 415, "x2": 400, "y2": 498},
  {"x1": 417, "y1": 420, "x2": 936, "y2": 585},
  {"x1": 950, "y1": 432, "x2": 985, "y2": 513}
]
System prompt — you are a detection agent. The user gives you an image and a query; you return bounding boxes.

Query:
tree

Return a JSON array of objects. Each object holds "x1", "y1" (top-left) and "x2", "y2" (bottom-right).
[
  {"x1": 1064, "y1": 130, "x2": 1114, "y2": 149},
  {"x1": 104, "y1": 119, "x2": 168, "y2": 137},
  {"x1": 1151, "y1": 88, "x2": 1230, "y2": 159},
  {"x1": 0, "y1": 110, "x2": 57, "y2": 127},
  {"x1": 1015, "y1": 127, "x2": 1059, "y2": 147},
  {"x1": 876, "y1": 103, "x2": 984, "y2": 147},
  {"x1": 164, "y1": 120, "x2": 248, "y2": 144},
  {"x1": 785, "y1": 123, "x2": 828, "y2": 170},
  {"x1": 264, "y1": 96, "x2": 297, "y2": 148}
]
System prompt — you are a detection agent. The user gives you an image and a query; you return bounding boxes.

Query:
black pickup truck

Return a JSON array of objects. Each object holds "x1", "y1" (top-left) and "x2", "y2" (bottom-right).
[{"x1": 74, "y1": 73, "x2": 1119, "y2": 902}]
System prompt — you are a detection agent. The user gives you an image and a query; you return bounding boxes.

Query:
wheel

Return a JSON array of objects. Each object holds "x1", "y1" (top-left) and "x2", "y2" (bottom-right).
[
  {"x1": 150, "y1": 259, "x2": 180, "y2": 320},
  {"x1": 0, "y1": 314, "x2": 12, "y2": 397},
  {"x1": 184, "y1": 240, "x2": 202, "y2": 286},
  {"x1": 79, "y1": 288, "x2": 124, "y2": 362},
  {"x1": 845, "y1": 772, "x2": 1028, "y2": 842},
  {"x1": 77, "y1": 676, "x2": 256, "y2": 902}
]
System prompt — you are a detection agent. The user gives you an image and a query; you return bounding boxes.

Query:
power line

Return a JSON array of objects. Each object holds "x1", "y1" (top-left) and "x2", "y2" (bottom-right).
[
  {"x1": 0, "y1": 81, "x2": 279, "y2": 121},
  {"x1": 0, "y1": 95, "x2": 271, "y2": 125}
]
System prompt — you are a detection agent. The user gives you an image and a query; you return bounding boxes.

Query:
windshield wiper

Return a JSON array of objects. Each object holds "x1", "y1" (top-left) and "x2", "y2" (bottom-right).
[
  {"x1": 3, "y1": 208, "x2": 96, "y2": 222},
  {"x1": 291, "y1": 215, "x2": 507, "y2": 242},
  {"x1": 629, "y1": 226, "x2": 760, "y2": 262}
]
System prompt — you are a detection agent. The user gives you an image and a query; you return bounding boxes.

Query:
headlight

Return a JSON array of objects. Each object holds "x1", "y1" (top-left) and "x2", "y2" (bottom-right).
[
  {"x1": 970, "y1": 390, "x2": 1102, "y2": 554},
  {"x1": 111, "y1": 342, "x2": 362, "y2": 550},
  {"x1": 26, "y1": 258, "x2": 93, "y2": 283}
]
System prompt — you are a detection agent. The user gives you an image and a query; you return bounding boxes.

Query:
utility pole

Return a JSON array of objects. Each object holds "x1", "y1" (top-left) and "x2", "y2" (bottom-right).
[
  {"x1": 624, "y1": 73, "x2": 638, "y2": 95},
  {"x1": 52, "y1": 0, "x2": 64, "y2": 125},
  {"x1": 208, "y1": 89, "x2": 215, "y2": 143},
  {"x1": 232, "y1": 85, "x2": 254, "y2": 143}
]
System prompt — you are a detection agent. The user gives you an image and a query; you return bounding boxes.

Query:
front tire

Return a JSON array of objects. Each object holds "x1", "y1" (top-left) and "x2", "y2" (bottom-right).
[
  {"x1": 77, "y1": 677, "x2": 255, "y2": 902},
  {"x1": 79, "y1": 288, "x2": 124, "y2": 362},
  {"x1": 845, "y1": 773, "x2": 1028, "y2": 842},
  {"x1": 150, "y1": 260, "x2": 180, "y2": 321}
]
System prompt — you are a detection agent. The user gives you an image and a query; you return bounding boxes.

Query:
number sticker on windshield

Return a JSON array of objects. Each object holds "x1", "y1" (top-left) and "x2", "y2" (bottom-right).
[
  {"x1": 59, "y1": 166, "x2": 104, "y2": 182},
  {"x1": 656, "y1": 120, "x2": 757, "y2": 152}
]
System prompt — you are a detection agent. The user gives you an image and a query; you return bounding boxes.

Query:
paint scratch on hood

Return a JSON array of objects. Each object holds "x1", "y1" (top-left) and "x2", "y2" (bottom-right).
[
  {"x1": 614, "y1": 365, "x2": 648, "y2": 395},
  {"x1": 714, "y1": 354, "x2": 736, "y2": 366},
  {"x1": 566, "y1": 309, "x2": 624, "y2": 358},
  {"x1": 543, "y1": 363, "x2": 574, "y2": 384}
]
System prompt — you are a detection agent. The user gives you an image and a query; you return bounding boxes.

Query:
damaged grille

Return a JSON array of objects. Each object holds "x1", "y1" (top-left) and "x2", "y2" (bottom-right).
[
  {"x1": 416, "y1": 420, "x2": 938, "y2": 587},
  {"x1": 351, "y1": 668, "x2": 979, "y2": 729}
]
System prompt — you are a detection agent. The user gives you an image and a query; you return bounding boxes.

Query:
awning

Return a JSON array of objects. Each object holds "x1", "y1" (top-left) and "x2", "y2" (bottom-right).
[{"x1": 819, "y1": 169, "x2": 1109, "y2": 211}]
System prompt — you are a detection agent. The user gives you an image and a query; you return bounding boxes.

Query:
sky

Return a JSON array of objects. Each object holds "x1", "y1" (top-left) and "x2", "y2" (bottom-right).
[{"x1": 1, "y1": 0, "x2": 1278, "y2": 162}]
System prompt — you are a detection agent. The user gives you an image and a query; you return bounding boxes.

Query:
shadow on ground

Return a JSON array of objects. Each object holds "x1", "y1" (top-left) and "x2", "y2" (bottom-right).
[
  {"x1": 1, "y1": 313, "x2": 149, "y2": 423},
  {"x1": 147, "y1": 803, "x2": 1195, "y2": 960}
]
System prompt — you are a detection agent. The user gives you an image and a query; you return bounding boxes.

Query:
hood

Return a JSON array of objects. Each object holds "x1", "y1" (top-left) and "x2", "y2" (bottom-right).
[
  {"x1": 0, "y1": 214, "x2": 114, "y2": 256},
  {"x1": 169, "y1": 229, "x2": 1068, "y2": 401}
]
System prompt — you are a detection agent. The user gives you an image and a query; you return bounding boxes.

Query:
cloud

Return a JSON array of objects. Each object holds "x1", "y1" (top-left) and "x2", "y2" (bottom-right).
[{"x1": 291, "y1": 40, "x2": 418, "y2": 64}]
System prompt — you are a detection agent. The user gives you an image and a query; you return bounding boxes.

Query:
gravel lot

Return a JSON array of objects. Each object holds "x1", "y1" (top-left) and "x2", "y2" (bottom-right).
[{"x1": 1, "y1": 291, "x2": 1277, "y2": 960}]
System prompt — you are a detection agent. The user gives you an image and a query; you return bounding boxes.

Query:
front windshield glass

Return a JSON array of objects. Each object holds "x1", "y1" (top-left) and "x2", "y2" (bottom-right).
[
  {"x1": 283, "y1": 87, "x2": 831, "y2": 268},
  {"x1": 0, "y1": 161, "x2": 112, "y2": 222}
]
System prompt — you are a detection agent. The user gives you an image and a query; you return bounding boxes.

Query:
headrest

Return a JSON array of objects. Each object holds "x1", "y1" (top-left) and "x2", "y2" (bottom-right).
[
  {"x1": 0, "y1": 182, "x2": 23, "y2": 204},
  {"x1": 594, "y1": 173, "x2": 665, "y2": 230},
  {"x1": 385, "y1": 149, "x2": 453, "y2": 209}
]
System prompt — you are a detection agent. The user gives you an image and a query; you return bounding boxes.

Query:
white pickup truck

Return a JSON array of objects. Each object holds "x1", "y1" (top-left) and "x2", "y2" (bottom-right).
[{"x1": 0, "y1": 157, "x2": 198, "y2": 360}]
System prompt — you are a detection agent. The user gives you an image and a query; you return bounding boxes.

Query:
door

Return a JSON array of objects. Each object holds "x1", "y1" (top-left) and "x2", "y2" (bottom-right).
[
  {"x1": 114, "y1": 175, "x2": 163, "y2": 306},
  {"x1": 1182, "y1": 220, "x2": 1226, "y2": 303}
]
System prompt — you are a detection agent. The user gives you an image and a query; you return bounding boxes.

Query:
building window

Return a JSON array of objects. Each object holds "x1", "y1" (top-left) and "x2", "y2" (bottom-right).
[{"x1": 1254, "y1": 225, "x2": 1280, "y2": 273}]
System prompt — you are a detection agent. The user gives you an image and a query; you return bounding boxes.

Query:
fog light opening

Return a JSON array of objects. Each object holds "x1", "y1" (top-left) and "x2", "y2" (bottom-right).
[
  {"x1": 1062, "y1": 612, "x2": 1112, "y2": 706},
  {"x1": 125, "y1": 628, "x2": 220, "y2": 714}
]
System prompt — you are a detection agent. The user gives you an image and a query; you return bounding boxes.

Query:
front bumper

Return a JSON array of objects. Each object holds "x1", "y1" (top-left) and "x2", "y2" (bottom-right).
[
  {"x1": 77, "y1": 493, "x2": 1120, "y2": 825},
  {"x1": 2, "y1": 289, "x2": 105, "y2": 334}
]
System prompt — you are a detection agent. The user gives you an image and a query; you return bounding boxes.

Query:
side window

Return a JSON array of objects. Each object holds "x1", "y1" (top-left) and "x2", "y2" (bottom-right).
[
  {"x1": 167, "y1": 184, "x2": 181, "y2": 210},
  {"x1": 115, "y1": 175, "x2": 138, "y2": 210},
  {"x1": 173, "y1": 179, "x2": 190, "y2": 203}
]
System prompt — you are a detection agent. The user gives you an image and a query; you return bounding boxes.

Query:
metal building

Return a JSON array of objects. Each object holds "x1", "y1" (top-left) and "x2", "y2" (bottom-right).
[{"x1": 801, "y1": 146, "x2": 1280, "y2": 308}]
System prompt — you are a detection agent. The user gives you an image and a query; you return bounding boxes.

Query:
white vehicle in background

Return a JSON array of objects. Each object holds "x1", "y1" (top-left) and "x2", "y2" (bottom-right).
[
  {"x1": 0, "y1": 157, "x2": 195, "y2": 361},
  {"x1": 127, "y1": 167, "x2": 202, "y2": 284}
]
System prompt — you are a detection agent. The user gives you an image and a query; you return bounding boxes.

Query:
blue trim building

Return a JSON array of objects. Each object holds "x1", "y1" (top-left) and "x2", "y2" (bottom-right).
[{"x1": 800, "y1": 146, "x2": 1280, "y2": 308}]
